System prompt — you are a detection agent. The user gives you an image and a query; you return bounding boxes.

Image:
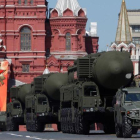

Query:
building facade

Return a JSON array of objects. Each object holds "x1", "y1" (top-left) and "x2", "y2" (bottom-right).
[
  {"x1": 0, "y1": 0, "x2": 47, "y2": 84},
  {"x1": 46, "y1": 0, "x2": 99, "y2": 73},
  {"x1": 109, "y1": 0, "x2": 139, "y2": 75},
  {"x1": 0, "y1": 0, "x2": 99, "y2": 85},
  {"x1": 128, "y1": 9, "x2": 140, "y2": 74}
]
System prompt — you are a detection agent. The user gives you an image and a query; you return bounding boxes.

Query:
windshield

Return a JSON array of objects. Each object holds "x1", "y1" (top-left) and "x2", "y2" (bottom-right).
[
  {"x1": 125, "y1": 93, "x2": 140, "y2": 102},
  {"x1": 84, "y1": 86, "x2": 97, "y2": 97},
  {"x1": 38, "y1": 97, "x2": 47, "y2": 105},
  {"x1": 13, "y1": 103, "x2": 20, "y2": 109}
]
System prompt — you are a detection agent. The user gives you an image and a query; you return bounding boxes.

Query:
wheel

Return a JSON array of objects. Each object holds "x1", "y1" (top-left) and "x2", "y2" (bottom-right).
[
  {"x1": 65, "y1": 109, "x2": 69, "y2": 133},
  {"x1": 75, "y1": 111, "x2": 90, "y2": 135},
  {"x1": 6, "y1": 117, "x2": 19, "y2": 131},
  {"x1": 122, "y1": 116, "x2": 132, "y2": 138},
  {"x1": 26, "y1": 122, "x2": 30, "y2": 131},
  {"x1": 0, "y1": 123, "x2": 6, "y2": 131},
  {"x1": 132, "y1": 127, "x2": 138, "y2": 134},
  {"x1": 69, "y1": 109, "x2": 75, "y2": 134},
  {"x1": 115, "y1": 118, "x2": 123, "y2": 137},
  {"x1": 57, "y1": 123, "x2": 61, "y2": 131},
  {"x1": 34, "y1": 120, "x2": 45, "y2": 132},
  {"x1": 61, "y1": 110, "x2": 64, "y2": 133},
  {"x1": 103, "y1": 123, "x2": 115, "y2": 134},
  {"x1": 26, "y1": 114, "x2": 31, "y2": 131}
]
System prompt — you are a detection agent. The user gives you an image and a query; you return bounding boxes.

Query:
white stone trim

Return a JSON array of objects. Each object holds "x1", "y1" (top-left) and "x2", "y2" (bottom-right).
[
  {"x1": 7, "y1": 56, "x2": 46, "y2": 58},
  {"x1": 37, "y1": 5, "x2": 46, "y2": 7},
  {"x1": 128, "y1": 42, "x2": 136, "y2": 48},
  {"x1": 6, "y1": 51, "x2": 45, "y2": 53},
  {"x1": 135, "y1": 63, "x2": 139, "y2": 75},
  {"x1": 50, "y1": 17, "x2": 87, "y2": 20},
  {"x1": 32, "y1": 34, "x2": 46, "y2": 36},
  {"x1": 14, "y1": 16, "x2": 38, "y2": 18},
  {"x1": 117, "y1": 42, "x2": 128, "y2": 49},
  {"x1": 6, "y1": 5, "x2": 15, "y2": 7},
  {"x1": 18, "y1": 24, "x2": 34, "y2": 31}
]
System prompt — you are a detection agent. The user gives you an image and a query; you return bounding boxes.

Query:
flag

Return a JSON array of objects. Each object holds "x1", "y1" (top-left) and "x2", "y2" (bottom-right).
[{"x1": 0, "y1": 60, "x2": 8, "y2": 111}]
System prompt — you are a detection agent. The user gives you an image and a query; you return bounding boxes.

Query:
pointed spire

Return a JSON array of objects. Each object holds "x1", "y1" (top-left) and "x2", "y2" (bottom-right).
[{"x1": 115, "y1": 0, "x2": 132, "y2": 44}]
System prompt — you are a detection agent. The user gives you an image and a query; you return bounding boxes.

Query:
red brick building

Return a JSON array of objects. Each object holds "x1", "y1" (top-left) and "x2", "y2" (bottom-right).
[
  {"x1": 0, "y1": 0, "x2": 99, "y2": 85},
  {"x1": 46, "y1": 0, "x2": 99, "y2": 73}
]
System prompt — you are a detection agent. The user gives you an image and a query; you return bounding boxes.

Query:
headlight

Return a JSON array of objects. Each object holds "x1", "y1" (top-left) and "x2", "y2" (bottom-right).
[
  {"x1": 127, "y1": 110, "x2": 139, "y2": 118},
  {"x1": 83, "y1": 108, "x2": 94, "y2": 112},
  {"x1": 90, "y1": 108, "x2": 94, "y2": 112}
]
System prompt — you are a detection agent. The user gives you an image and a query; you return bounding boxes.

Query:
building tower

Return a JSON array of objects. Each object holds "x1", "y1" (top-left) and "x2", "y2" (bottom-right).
[
  {"x1": 110, "y1": 0, "x2": 139, "y2": 75},
  {"x1": 46, "y1": 0, "x2": 99, "y2": 73},
  {"x1": 0, "y1": 0, "x2": 47, "y2": 84}
]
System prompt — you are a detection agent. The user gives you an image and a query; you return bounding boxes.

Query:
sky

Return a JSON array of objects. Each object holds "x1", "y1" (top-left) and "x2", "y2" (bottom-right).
[{"x1": 47, "y1": 0, "x2": 140, "y2": 52}]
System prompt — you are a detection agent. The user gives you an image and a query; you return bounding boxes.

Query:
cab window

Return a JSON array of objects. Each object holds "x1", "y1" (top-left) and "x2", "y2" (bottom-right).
[
  {"x1": 125, "y1": 93, "x2": 140, "y2": 102},
  {"x1": 13, "y1": 103, "x2": 20, "y2": 109},
  {"x1": 38, "y1": 97, "x2": 47, "y2": 105},
  {"x1": 84, "y1": 86, "x2": 97, "y2": 97}
]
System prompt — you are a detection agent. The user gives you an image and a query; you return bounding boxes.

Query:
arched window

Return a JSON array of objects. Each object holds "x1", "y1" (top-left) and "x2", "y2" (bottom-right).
[
  {"x1": 25, "y1": 0, "x2": 27, "y2": 4},
  {"x1": 31, "y1": 0, "x2": 33, "y2": 4},
  {"x1": 18, "y1": 0, "x2": 21, "y2": 4},
  {"x1": 130, "y1": 48, "x2": 132, "y2": 55},
  {"x1": 121, "y1": 47, "x2": 124, "y2": 52},
  {"x1": 20, "y1": 27, "x2": 31, "y2": 51},
  {"x1": 66, "y1": 33, "x2": 71, "y2": 50}
]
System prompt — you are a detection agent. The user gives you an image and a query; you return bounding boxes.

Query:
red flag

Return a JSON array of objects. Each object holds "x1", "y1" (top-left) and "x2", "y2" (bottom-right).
[
  {"x1": 0, "y1": 60, "x2": 8, "y2": 111},
  {"x1": 0, "y1": 70, "x2": 4, "y2": 74}
]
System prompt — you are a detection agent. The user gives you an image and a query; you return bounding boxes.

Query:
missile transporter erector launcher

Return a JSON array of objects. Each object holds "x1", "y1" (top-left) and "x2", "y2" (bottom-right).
[
  {"x1": 6, "y1": 84, "x2": 32, "y2": 131},
  {"x1": 6, "y1": 51, "x2": 133, "y2": 134},
  {"x1": 24, "y1": 73, "x2": 68, "y2": 132},
  {"x1": 7, "y1": 73, "x2": 68, "y2": 132},
  {"x1": 59, "y1": 51, "x2": 133, "y2": 134}
]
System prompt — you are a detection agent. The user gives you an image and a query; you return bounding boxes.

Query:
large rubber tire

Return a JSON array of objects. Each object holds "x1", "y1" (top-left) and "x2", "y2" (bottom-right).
[
  {"x1": 57, "y1": 123, "x2": 61, "y2": 132},
  {"x1": 75, "y1": 114, "x2": 90, "y2": 135},
  {"x1": 122, "y1": 116, "x2": 132, "y2": 138},
  {"x1": 132, "y1": 127, "x2": 138, "y2": 134},
  {"x1": 65, "y1": 109, "x2": 70, "y2": 133},
  {"x1": 61, "y1": 109, "x2": 67, "y2": 133},
  {"x1": 26, "y1": 122, "x2": 31, "y2": 131},
  {"x1": 6, "y1": 117, "x2": 19, "y2": 131},
  {"x1": 103, "y1": 123, "x2": 115, "y2": 134},
  {"x1": 0, "y1": 123, "x2": 6, "y2": 131},
  {"x1": 69, "y1": 109, "x2": 75, "y2": 134},
  {"x1": 34, "y1": 120, "x2": 45, "y2": 132},
  {"x1": 115, "y1": 118, "x2": 123, "y2": 137}
]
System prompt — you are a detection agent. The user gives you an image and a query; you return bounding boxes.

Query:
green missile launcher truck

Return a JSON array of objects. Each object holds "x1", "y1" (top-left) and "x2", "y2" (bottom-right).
[
  {"x1": 25, "y1": 73, "x2": 68, "y2": 132},
  {"x1": 114, "y1": 87, "x2": 140, "y2": 138},
  {"x1": 6, "y1": 84, "x2": 32, "y2": 131},
  {"x1": 7, "y1": 73, "x2": 68, "y2": 132},
  {"x1": 59, "y1": 51, "x2": 133, "y2": 134},
  {"x1": 0, "y1": 112, "x2": 6, "y2": 131},
  {"x1": 6, "y1": 51, "x2": 133, "y2": 134}
]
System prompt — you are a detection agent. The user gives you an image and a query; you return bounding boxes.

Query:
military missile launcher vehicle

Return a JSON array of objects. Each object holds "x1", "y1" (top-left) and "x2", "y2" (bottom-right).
[
  {"x1": 7, "y1": 73, "x2": 68, "y2": 132},
  {"x1": 0, "y1": 112, "x2": 6, "y2": 131},
  {"x1": 114, "y1": 87, "x2": 140, "y2": 138},
  {"x1": 59, "y1": 51, "x2": 133, "y2": 134},
  {"x1": 25, "y1": 73, "x2": 68, "y2": 132},
  {"x1": 6, "y1": 84, "x2": 32, "y2": 131},
  {"x1": 7, "y1": 51, "x2": 133, "y2": 134}
]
